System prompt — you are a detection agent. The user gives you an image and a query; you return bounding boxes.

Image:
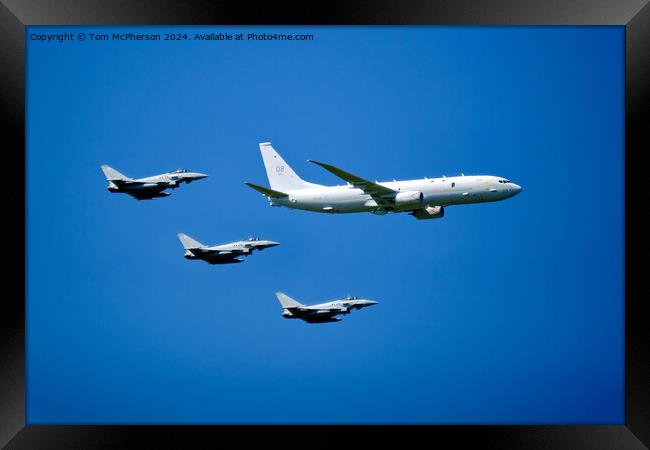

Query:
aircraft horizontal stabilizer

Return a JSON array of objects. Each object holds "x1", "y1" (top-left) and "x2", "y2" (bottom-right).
[{"x1": 244, "y1": 182, "x2": 288, "y2": 198}]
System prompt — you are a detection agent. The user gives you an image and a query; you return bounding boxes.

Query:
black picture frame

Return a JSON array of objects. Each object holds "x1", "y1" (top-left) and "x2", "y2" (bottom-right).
[{"x1": 3, "y1": 1, "x2": 648, "y2": 448}]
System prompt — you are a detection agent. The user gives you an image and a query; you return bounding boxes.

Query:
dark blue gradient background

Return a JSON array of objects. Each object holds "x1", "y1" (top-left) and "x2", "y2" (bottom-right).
[{"x1": 26, "y1": 26, "x2": 624, "y2": 423}]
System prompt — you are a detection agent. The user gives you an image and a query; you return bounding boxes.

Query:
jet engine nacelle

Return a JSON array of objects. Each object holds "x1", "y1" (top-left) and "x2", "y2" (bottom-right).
[
  {"x1": 411, "y1": 205, "x2": 445, "y2": 220},
  {"x1": 394, "y1": 191, "x2": 424, "y2": 211}
]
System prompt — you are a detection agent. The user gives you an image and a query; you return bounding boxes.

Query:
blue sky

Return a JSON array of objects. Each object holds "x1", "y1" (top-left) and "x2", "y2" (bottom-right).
[{"x1": 26, "y1": 26, "x2": 624, "y2": 423}]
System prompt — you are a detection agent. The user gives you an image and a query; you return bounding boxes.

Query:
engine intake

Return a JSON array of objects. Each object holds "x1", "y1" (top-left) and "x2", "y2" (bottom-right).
[{"x1": 394, "y1": 191, "x2": 424, "y2": 211}]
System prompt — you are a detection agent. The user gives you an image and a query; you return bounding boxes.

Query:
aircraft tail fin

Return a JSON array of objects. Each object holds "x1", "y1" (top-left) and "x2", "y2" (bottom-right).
[
  {"x1": 259, "y1": 142, "x2": 321, "y2": 191},
  {"x1": 177, "y1": 233, "x2": 204, "y2": 249},
  {"x1": 275, "y1": 292, "x2": 304, "y2": 309},
  {"x1": 101, "y1": 164, "x2": 130, "y2": 181}
]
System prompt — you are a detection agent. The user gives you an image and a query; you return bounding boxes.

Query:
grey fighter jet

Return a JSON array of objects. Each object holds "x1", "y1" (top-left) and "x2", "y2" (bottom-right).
[
  {"x1": 178, "y1": 233, "x2": 280, "y2": 265},
  {"x1": 275, "y1": 292, "x2": 378, "y2": 323},
  {"x1": 101, "y1": 165, "x2": 208, "y2": 200}
]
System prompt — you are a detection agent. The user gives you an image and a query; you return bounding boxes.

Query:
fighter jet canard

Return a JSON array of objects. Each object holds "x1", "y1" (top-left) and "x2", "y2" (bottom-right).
[
  {"x1": 244, "y1": 142, "x2": 522, "y2": 219},
  {"x1": 177, "y1": 233, "x2": 280, "y2": 265},
  {"x1": 275, "y1": 292, "x2": 378, "y2": 323},
  {"x1": 101, "y1": 165, "x2": 208, "y2": 200}
]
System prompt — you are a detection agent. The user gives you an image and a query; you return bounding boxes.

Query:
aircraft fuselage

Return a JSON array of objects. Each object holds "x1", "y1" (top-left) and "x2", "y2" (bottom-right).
[{"x1": 270, "y1": 175, "x2": 521, "y2": 214}]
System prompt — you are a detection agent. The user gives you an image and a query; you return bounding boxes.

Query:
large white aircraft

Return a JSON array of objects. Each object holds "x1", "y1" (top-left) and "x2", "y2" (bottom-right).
[{"x1": 244, "y1": 142, "x2": 522, "y2": 219}]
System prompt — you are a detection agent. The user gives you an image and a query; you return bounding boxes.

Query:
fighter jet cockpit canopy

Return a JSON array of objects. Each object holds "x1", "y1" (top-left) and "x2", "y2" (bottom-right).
[
  {"x1": 173, "y1": 169, "x2": 188, "y2": 173},
  {"x1": 344, "y1": 295, "x2": 359, "y2": 300},
  {"x1": 245, "y1": 236, "x2": 260, "y2": 241}
]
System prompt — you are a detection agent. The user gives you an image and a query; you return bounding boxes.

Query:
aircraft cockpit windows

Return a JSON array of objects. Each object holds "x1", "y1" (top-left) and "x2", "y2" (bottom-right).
[
  {"x1": 174, "y1": 169, "x2": 187, "y2": 173},
  {"x1": 498, "y1": 179, "x2": 512, "y2": 184}
]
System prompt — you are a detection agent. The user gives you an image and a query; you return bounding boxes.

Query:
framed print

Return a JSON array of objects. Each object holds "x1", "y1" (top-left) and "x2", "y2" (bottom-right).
[{"x1": 2, "y1": 1, "x2": 648, "y2": 448}]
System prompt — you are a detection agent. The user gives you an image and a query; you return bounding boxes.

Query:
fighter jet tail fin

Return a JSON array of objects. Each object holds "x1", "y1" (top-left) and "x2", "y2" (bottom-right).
[
  {"x1": 177, "y1": 233, "x2": 205, "y2": 249},
  {"x1": 259, "y1": 142, "x2": 322, "y2": 191},
  {"x1": 275, "y1": 292, "x2": 304, "y2": 308},
  {"x1": 101, "y1": 164, "x2": 130, "y2": 181}
]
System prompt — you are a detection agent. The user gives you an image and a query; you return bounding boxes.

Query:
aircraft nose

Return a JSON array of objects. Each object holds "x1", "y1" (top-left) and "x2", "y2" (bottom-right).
[
  {"x1": 365, "y1": 300, "x2": 379, "y2": 306},
  {"x1": 265, "y1": 241, "x2": 280, "y2": 247},
  {"x1": 511, "y1": 183, "x2": 523, "y2": 195},
  {"x1": 193, "y1": 173, "x2": 209, "y2": 180}
]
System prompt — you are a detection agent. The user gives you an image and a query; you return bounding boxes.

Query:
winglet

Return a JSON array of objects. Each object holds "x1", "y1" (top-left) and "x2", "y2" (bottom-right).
[
  {"x1": 307, "y1": 160, "x2": 365, "y2": 184},
  {"x1": 244, "y1": 182, "x2": 288, "y2": 198}
]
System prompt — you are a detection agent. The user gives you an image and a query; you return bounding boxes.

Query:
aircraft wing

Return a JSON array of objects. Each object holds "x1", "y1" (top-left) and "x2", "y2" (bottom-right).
[
  {"x1": 202, "y1": 252, "x2": 245, "y2": 264},
  {"x1": 115, "y1": 179, "x2": 175, "y2": 187},
  {"x1": 282, "y1": 306, "x2": 335, "y2": 316},
  {"x1": 301, "y1": 308, "x2": 340, "y2": 316},
  {"x1": 191, "y1": 248, "x2": 227, "y2": 254},
  {"x1": 218, "y1": 250, "x2": 251, "y2": 256},
  {"x1": 285, "y1": 306, "x2": 314, "y2": 313},
  {"x1": 308, "y1": 160, "x2": 397, "y2": 206},
  {"x1": 284, "y1": 307, "x2": 341, "y2": 322},
  {"x1": 301, "y1": 313, "x2": 342, "y2": 323},
  {"x1": 111, "y1": 179, "x2": 143, "y2": 186},
  {"x1": 124, "y1": 189, "x2": 168, "y2": 200},
  {"x1": 194, "y1": 249, "x2": 246, "y2": 257}
]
